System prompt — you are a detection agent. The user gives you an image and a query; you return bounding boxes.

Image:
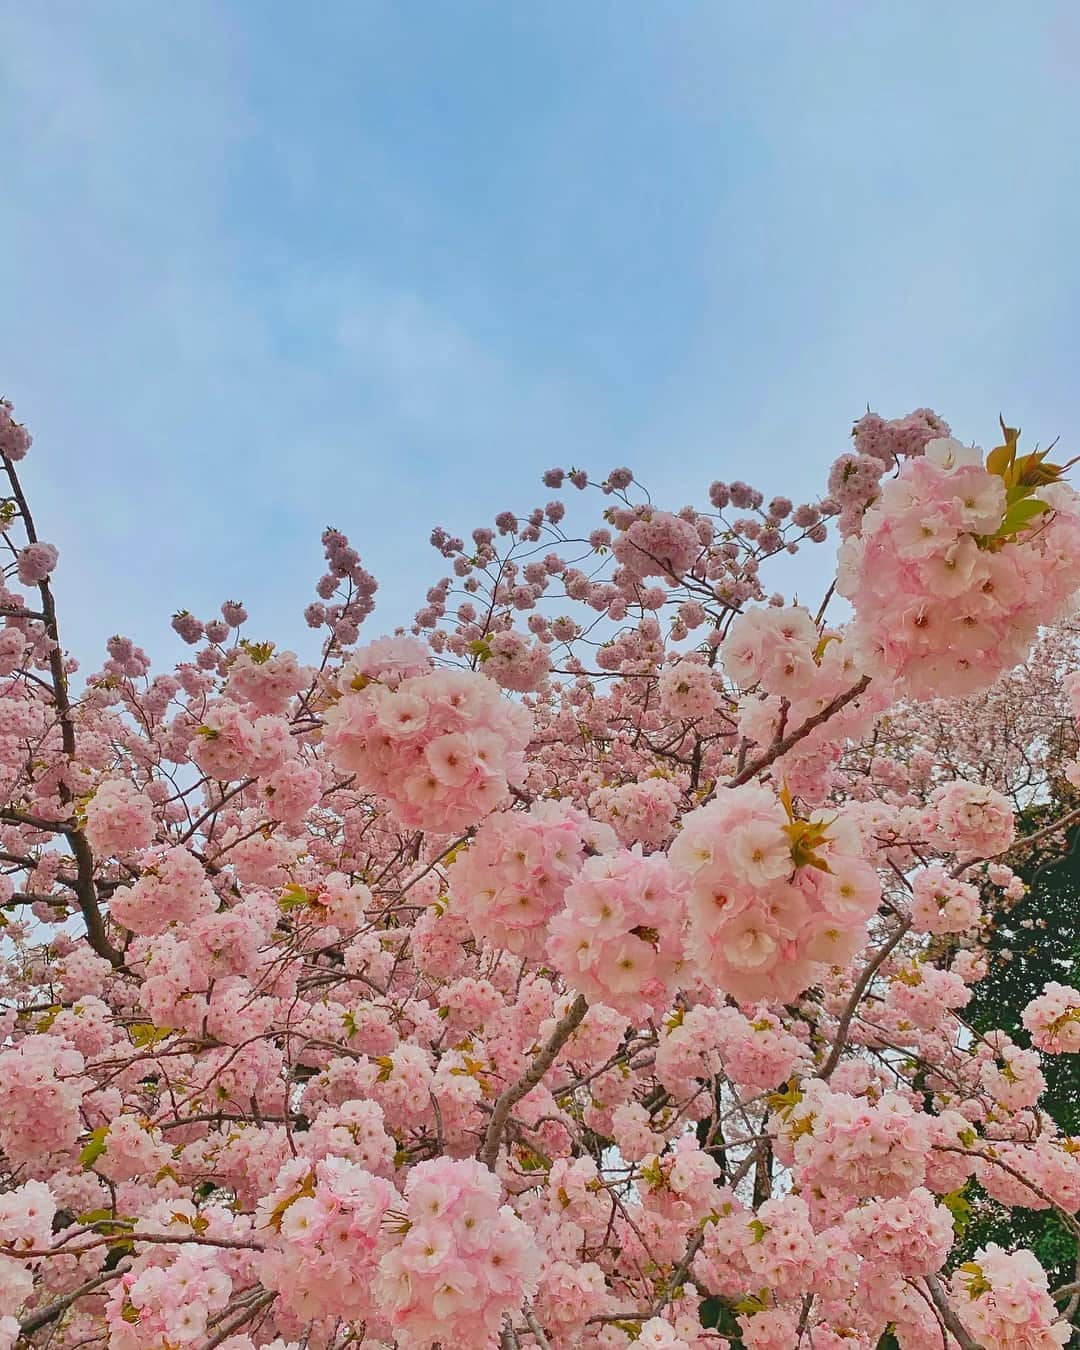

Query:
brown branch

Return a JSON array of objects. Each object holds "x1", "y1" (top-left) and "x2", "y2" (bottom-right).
[
  {"x1": 925, "y1": 1274, "x2": 984, "y2": 1350},
  {"x1": 523, "y1": 1305, "x2": 552, "y2": 1349},
  {"x1": 20, "y1": 1262, "x2": 131, "y2": 1335},
  {"x1": 814, "y1": 580, "x2": 837, "y2": 626},
  {"x1": 1009, "y1": 802, "x2": 1080, "y2": 856},
  {"x1": 3, "y1": 451, "x2": 123, "y2": 967},
  {"x1": 4, "y1": 1232, "x2": 266, "y2": 1259},
  {"x1": 819, "y1": 916, "x2": 911, "y2": 1080},
  {"x1": 479, "y1": 993, "x2": 588, "y2": 1169},
  {"x1": 726, "y1": 675, "x2": 872, "y2": 792},
  {"x1": 199, "y1": 1289, "x2": 276, "y2": 1350},
  {"x1": 0, "y1": 808, "x2": 73, "y2": 833}
]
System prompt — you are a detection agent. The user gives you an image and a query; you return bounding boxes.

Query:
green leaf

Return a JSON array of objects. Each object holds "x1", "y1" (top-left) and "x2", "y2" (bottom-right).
[
  {"x1": 766, "y1": 1080, "x2": 804, "y2": 1118},
  {"x1": 278, "y1": 883, "x2": 312, "y2": 912},
  {"x1": 129, "y1": 1023, "x2": 171, "y2": 1048},
  {"x1": 986, "y1": 417, "x2": 1022, "y2": 479},
  {"x1": 986, "y1": 443, "x2": 1015, "y2": 476},
  {"x1": 239, "y1": 639, "x2": 275, "y2": 664},
  {"x1": 942, "y1": 1184, "x2": 972, "y2": 1238},
  {"x1": 959, "y1": 1260, "x2": 991, "y2": 1299},
  {"x1": 733, "y1": 1289, "x2": 771, "y2": 1315},
  {"x1": 997, "y1": 495, "x2": 1050, "y2": 537},
  {"x1": 78, "y1": 1208, "x2": 117, "y2": 1224},
  {"x1": 80, "y1": 1125, "x2": 110, "y2": 1170}
]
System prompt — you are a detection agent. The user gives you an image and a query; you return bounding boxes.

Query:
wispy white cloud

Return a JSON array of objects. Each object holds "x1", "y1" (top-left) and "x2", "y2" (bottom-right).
[{"x1": 339, "y1": 293, "x2": 503, "y2": 426}]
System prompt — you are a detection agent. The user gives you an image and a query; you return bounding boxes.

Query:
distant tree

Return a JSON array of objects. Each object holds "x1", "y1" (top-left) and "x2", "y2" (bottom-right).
[{"x1": 955, "y1": 804, "x2": 1080, "y2": 1289}]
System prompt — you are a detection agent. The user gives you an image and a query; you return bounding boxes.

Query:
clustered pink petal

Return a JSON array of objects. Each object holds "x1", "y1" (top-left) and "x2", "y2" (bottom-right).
[
  {"x1": 588, "y1": 775, "x2": 682, "y2": 849},
  {"x1": 449, "y1": 799, "x2": 615, "y2": 959},
  {"x1": 772, "y1": 1082, "x2": 932, "y2": 1199},
  {"x1": 16, "y1": 541, "x2": 58, "y2": 585},
  {"x1": 323, "y1": 654, "x2": 532, "y2": 833},
  {"x1": 910, "y1": 864, "x2": 981, "y2": 934},
  {"x1": 82, "y1": 779, "x2": 156, "y2": 857},
  {"x1": 843, "y1": 1187, "x2": 954, "y2": 1277},
  {"x1": 670, "y1": 783, "x2": 879, "y2": 1002},
  {"x1": 950, "y1": 1244, "x2": 1071, "y2": 1348},
  {"x1": 546, "y1": 849, "x2": 688, "y2": 1019},
  {"x1": 0, "y1": 397, "x2": 32, "y2": 460},
  {"x1": 1022, "y1": 981, "x2": 1080, "y2": 1054},
  {"x1": 838, "y1": 442, "x2": 1080, "y2": 699},
  {"x1": 0, "y1": 1035, "x2": 86, "y2": 1165},
  {"x1": 372, "y1": 1157, "x2": 540, "y2": 1350}
]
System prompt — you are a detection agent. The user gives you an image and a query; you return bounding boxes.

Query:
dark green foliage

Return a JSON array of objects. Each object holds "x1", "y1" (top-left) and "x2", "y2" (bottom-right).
[
  {"x1": 954, "y1": 812, "x2": 1080, "y2": 1287},
  {"x1": 698, "y1": 1295, "x2": 740, "y2": 1337}
]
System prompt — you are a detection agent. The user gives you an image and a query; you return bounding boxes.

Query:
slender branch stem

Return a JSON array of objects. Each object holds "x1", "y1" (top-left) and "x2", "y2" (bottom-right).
[
  {"x1": 723, "y1": 675, "x2": 872, "y2": 794},
  {"x1": 20, "y1": 1262, "x2": 131, "y2": 1335},
  {"x1": 819, "y1": 916, "x2": 911, "y2": 1079},
  {"x1": 3, "y1": 451, "x2": 123, "y2": 966},
  {"x1": 480, "y1": 994, "x2": 588, "y2": 1169},
  {"x1": 925, "y1": 1274, "x2": 983, "y2": 1350}
]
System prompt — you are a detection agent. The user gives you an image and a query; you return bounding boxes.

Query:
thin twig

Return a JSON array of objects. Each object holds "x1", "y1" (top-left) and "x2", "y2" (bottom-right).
[{"x1": 480, "y1": 994, "x2": 589, "y2": 1169}]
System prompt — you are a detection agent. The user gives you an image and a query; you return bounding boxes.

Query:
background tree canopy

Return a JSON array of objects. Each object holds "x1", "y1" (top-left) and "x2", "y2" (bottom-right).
[{"x1": 953, "y1": 805, "x2": 1080, "y2": 1290}]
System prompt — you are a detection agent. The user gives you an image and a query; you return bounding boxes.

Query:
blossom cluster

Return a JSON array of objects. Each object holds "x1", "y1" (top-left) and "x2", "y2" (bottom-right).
[
  {"x1": 950, "y1": 1244, "x2": 1071, "y2": 1349},
  {"x1": 772, "y1": 1082, "x2": 931, "y2": 1198},
  {"x1": 323, "y1": 656, "x2": 532, "y2": 833},
  {"x1": 669, "y1": 782, "x2": 879, "y2": 1002},
  {"x1": 448, "y1": 799, "x2": 616, "y2": 959},
  {"x1": 838, "y1": 435, "x2": 1080, "y2": 699},
  {"x1": 547, "y1": 849, "x2": 688, "y2": 1020},
  {"x1": 1023, "y1": 982, "x2": 1080, "y2": 1054}
]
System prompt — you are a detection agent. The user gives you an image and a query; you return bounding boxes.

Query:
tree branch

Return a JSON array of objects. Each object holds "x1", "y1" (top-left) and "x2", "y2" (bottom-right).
[
  {"x1": 2, "y1": 451, "x2": 123, "y2": 967},
  {"x1": 20, "y1": 1261, "x2": 130, "y2": 1335},
  {"x1": 819, "y1": 916, "x2": 911, "y2": 1080},
  {"x1": 479, "y1": 993, "x2": 588, "y2": 1169},
  {"x1": 725, "y1": 675, "x2": 872, "y2": 792},
  {"x1": 925, "y1": 1274, "x2": 984, "y2": 1350}
]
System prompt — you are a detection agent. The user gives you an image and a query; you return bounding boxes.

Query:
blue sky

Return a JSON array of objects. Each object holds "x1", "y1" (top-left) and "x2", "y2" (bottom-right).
[{"x1": 2, "y1": 2, "x2": 1079, "y2": 665}]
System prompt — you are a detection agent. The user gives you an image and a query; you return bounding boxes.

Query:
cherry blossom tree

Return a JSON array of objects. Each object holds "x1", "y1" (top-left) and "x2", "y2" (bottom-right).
[{"x1": 3, "y1": 395, "x2": 1080, "y2": 1350}]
